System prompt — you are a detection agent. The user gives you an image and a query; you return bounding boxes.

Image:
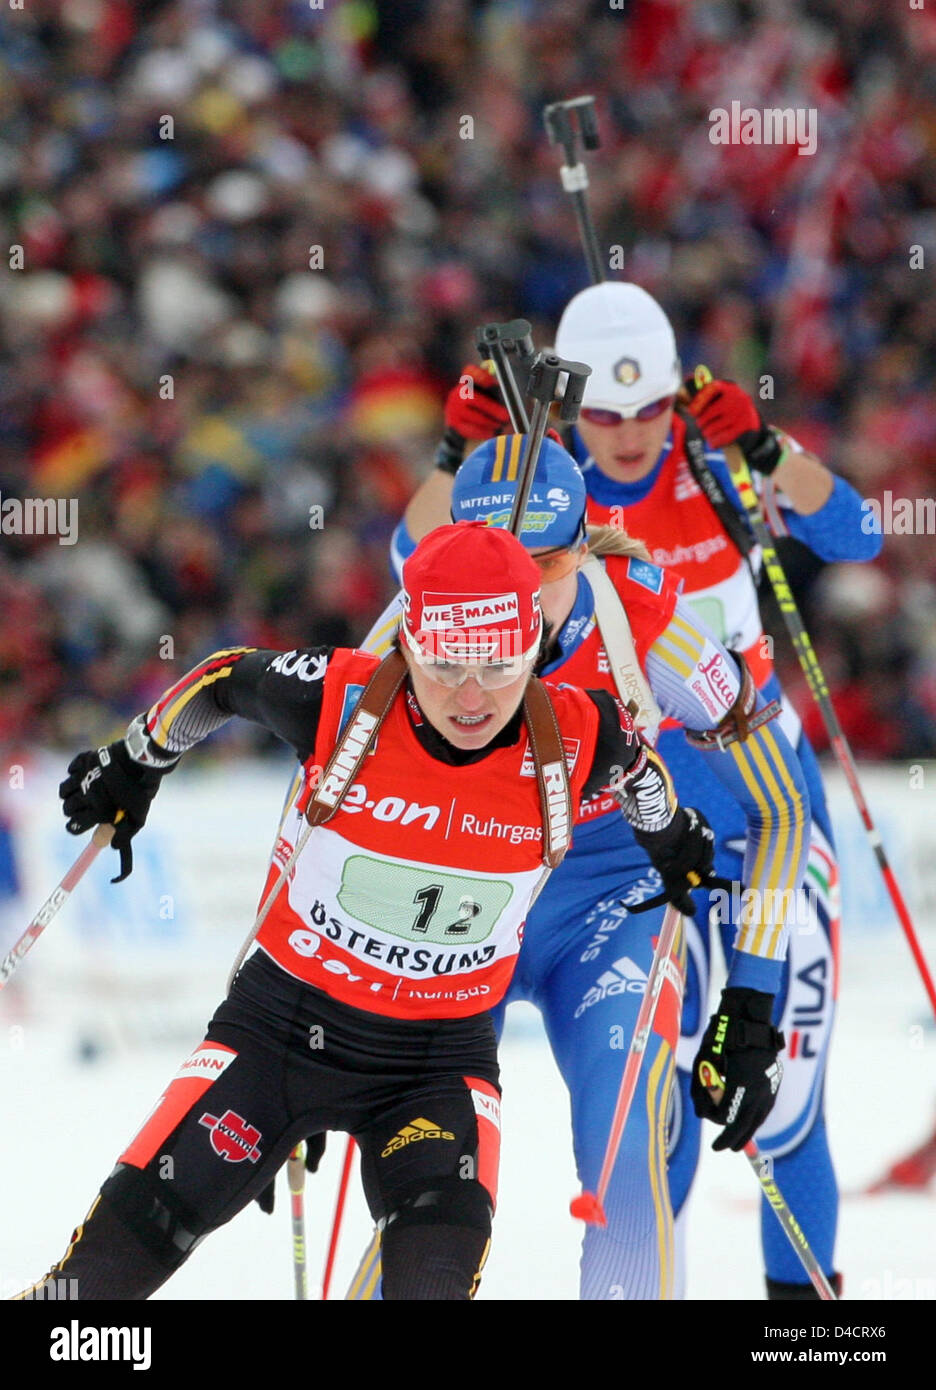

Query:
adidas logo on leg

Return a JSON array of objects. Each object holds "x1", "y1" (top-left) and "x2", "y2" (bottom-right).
[
  {"x1": 380, "y1": 1117, "x2": 456, "y2": 1157},
  {"x1": 575, "y1": 957, "x2": 648, "y2": 1018}
]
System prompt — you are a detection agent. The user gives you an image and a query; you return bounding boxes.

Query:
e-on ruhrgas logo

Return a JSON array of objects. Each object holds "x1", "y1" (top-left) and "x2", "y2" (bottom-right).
[{"x1": 1, "y1": 492, "x2": 78, "y2": 545}]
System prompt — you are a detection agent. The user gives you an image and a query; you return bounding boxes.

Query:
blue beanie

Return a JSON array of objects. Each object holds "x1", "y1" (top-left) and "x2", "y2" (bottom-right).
[{"x1": 451, "y1": 434, "x2": 587, "y2": 549}]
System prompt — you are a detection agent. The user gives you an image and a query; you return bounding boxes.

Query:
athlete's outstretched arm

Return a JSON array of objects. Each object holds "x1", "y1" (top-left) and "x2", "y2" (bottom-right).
[
  {"x1": 129, "y1": 646, "x2": 336, "y2": 765},
  {"x1": 59, "y1": 648, "x2": 338, "y2": 876},
  {"x1": 682, "y1": 375, "x2": 882, "y2": 562},
  {"x1": 761, "y1": 448, "x2": 882, "y2": 562}
]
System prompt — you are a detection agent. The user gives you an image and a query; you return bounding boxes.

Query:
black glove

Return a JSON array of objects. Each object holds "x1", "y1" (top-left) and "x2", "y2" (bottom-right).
[
  {"x1": 255, "y1": 1134, "x2": 327, "y2": 1215},
  {"x1": 691, "y1": 987, "x2": 785, "y2": 1151},
  {"x1": 59, "y1": 740, "x2": 170, "y2": 882},
  {"x1": 633, "y1": 806, "x2": 715, "y2": 916}
]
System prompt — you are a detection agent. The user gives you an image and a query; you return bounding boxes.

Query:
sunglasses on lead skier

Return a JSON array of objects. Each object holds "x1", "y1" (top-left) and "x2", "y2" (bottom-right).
[
  {"x1": 412, "y1": 653, "x2": 538, "y2": 689},
  {"x1": 580, "y1": 394, "x2": 676, "y2": 426},
  {"x1": 403, "y1": 623, "x2": 542, "y2": 689}
]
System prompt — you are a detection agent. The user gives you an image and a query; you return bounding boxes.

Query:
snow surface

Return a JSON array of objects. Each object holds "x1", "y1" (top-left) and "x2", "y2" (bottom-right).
[
  {"x1": 0, "y1": 761, "x2": 933, "y2": 1301},
  {"x1": 0, "y1": 944, "x2": 932, "y2": 1302}
]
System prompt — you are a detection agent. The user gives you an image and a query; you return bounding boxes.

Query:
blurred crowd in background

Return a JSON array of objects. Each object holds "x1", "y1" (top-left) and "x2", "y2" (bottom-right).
[{"x1": 2, "y1": 0, "x2": 936, "y2": 763}]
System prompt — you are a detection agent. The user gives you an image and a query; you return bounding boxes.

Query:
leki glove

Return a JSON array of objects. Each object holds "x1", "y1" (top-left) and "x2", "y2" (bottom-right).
[
  {"x1": 691, "y1": 987, "x2": 785, "y2": 1151},
  {"x1": 59, "y1": 739, "x2": 172, "y2": 881},
  {"x1": 633, "y1": 806, "x2": 716, "y2": 917}
]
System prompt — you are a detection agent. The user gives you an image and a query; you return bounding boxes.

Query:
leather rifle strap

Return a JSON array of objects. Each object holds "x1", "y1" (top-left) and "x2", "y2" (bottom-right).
[
  {"x1": 522, "y1": 675, "x2": 573, "y2": 869},
  {"x1": 305, "y1": 649, "x2": 408, "y2": 826}
]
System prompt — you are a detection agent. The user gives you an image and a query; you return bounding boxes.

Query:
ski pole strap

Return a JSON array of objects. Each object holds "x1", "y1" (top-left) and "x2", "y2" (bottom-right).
[
  {"x1": 304, "y1": 650, "x2": 408, "y2": 826},
  {"x1": 683, "y1": 650, "x2": 781, "y2": 752},
  {"x1": 522, "y1": 676, "x2": 573, "y2": 869},
  {"x1": 675, "y1": 405, "x2": 756, "y2": 561},
  {"x1": 628, "y1": 873, "x2": 738, "y2": 915}
]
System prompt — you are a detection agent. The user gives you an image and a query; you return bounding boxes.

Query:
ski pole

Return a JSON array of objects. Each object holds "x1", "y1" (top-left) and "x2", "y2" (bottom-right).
[
  {"x1": 743, "y1": 1143, "x2": 837, "y2": 1300},
  {"x1": 508, "y1": 351, "x2": 591, "y2": 539},
  {"x1": 543, "y1": 96, "x2": 605, "y2": 284},
  {"x1": 475, "y1": 319, "x2": 534, "y2": 431},
  {"x1": 287, "y1": 1142, "x2": 308, "y2": 1300},
  {"x1": 0, "y1": 816, "x2": 122, "y2": 991},
  {"x1": 543, "y1": 98, "x2": 757, "y2": 565},
  {"x1": 226, "y1": 818, "x2": 315, "y2": 991},
  {"x1": 474, "y1": 324, "x2": 591, "y2": 541},
  {"x1": 706, "y1": 1066, "x2": 838, "y2": 1299},
  {"x1": 571, "y1": 903, "x2": 683, "y2": 1225},
  {"x1": 321, "y1": 1136, "x2": 356, "y2": 1300},
  {"x1": 685, "y1": 367, "x2": 936, "y2": 1021}
]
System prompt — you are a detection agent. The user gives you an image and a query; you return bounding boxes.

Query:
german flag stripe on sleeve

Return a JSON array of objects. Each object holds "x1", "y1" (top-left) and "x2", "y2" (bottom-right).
[{"x1": 146, "y1": 648, "x2": 256, "y2": 752}]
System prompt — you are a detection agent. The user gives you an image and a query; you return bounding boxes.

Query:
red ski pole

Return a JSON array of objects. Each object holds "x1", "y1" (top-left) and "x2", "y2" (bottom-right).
[
  {"x1": 571, "y1": 903, "x2": 682, "y2": 1226},
  {"x1": 0, "y1": 818, "x2": 121, "y2": 990},
  {"x1": 321, "y1": 1136, "x2": 356, "y2": 1300}
]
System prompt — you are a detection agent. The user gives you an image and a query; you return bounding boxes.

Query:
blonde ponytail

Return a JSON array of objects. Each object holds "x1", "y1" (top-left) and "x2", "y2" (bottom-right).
[{"x1": 585, "y1": 524, "x2": 652, "y2": 563}]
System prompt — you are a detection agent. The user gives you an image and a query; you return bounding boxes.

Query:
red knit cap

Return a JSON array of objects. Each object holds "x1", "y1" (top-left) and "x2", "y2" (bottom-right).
[{"x1": 401, "y1": 521, "x2": 543, "y2": 663}]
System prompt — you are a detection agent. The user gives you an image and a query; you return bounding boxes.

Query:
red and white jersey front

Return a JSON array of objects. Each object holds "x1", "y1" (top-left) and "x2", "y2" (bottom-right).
[
  {"x1": 583, "y1": 414, "x2": 772, "y2": 692},
  {"x1": 256, "y1": 650, "x2": 597, "y2": 1020}
]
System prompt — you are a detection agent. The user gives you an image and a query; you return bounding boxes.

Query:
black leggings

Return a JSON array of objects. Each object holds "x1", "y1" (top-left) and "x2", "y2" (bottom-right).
[{"x1": 18, "y1": 953, "x2": 501, "y2": 1301}]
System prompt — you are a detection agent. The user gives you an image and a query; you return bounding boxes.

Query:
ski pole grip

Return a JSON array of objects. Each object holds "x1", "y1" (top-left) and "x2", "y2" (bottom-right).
[
  {"x1": 556, "y1": 358, "x2": 591, "y2": 422},
  {"x1": 678, "y1": 364, "x2": 713, "y2": 406},
  {"x1": 543, "y1": 101, "x2": 575, "y2": 162},
  {"x1": 578, "y1": 95, "x2": 601, "y2": 150},
  {"x1": 526, "y1": 352, "x2": 591, "y2": 422},
  {"x1": 476, "y1": 320, "x2": 535, "y2": 432},
  {"x1": 527, "y1": 353, "x2": 562, "y2": 404},
  {"x1": 91, "y1": 812, "x2": 123, "y2": 850},
  {"x1": 475, "y1": 319, "x2": 533, "y2": 359},
  {"x1": 697, "y1": 1059, "x2": 725, "y2": 1106}
]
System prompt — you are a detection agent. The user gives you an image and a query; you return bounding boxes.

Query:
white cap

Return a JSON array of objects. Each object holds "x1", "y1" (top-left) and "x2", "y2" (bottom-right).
[{"x1": 555, "y1": 282, "x2": 681, "y2": 413}]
